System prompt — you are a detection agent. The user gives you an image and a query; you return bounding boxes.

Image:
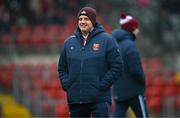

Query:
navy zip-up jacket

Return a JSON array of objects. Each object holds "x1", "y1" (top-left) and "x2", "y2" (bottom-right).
[
  {"x1": 111, "y1": 28, "x2": 145, "y2": 101},
  {"x1": 58, "y1": 24, "x2": 123, "y2": 104}
]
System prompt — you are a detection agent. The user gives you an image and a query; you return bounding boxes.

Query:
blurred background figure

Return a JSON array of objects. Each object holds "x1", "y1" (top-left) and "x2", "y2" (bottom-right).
[
  {"x1": 112, "y1": 12, "x2": 148, "y2": 118},
  {"x1": 0, "y1": 0, "x2": 179, "y2": 117}
]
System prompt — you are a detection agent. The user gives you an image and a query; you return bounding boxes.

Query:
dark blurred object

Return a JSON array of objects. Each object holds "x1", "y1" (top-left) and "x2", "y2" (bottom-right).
[
  {"x1": 0, "y1": 5, "x2": 10, "y2": 34},
  {"x1": 161, "y1": 0, "x2": 180, "y2": 14}
]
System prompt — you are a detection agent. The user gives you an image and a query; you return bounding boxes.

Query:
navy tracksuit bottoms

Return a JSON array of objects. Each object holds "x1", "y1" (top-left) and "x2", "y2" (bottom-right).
[
  {"x1": 69, "y1": 102, "x2": 110, "y2": 118},
  {"x1": 113, "y1": 95, "x2": 148, "y2": 118}
]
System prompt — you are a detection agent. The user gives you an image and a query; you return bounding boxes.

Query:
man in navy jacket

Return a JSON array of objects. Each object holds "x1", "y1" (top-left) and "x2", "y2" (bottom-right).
[
  {"x1": 112, "y1": 13, "x2": 148, "y2": 118},
  {"x1": 58, "y1": 7, "x2": 123, "y2": 117}
]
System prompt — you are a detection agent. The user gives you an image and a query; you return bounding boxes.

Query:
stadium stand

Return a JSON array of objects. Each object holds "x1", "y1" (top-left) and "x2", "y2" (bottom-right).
[{"x1": 0, "y1": 0, "x2": 180, "y2": 117}]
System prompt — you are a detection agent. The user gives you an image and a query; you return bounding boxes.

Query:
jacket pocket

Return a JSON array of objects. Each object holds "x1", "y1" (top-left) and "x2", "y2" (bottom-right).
[
  {"x1": 86, "y1": 75, "x2": 100, "y2": 90},
  {"x1": 66, "y1": 74, "x2": 78, "y2": 90}
]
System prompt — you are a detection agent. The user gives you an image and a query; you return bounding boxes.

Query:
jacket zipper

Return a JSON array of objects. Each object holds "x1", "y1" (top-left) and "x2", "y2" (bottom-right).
[{"x1": 79, "y1": 45, "x2": 85, "y2": 104}]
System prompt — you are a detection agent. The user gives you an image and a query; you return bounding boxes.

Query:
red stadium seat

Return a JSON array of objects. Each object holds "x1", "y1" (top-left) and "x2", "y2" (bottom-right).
[
  {"x1": 1, "y1": 34, "x2": 11, "y2": 45},
  {"x1": 56, "y1": 89, "x2": 66, "y2": 99},
  {"x1": 174, "y1": 96, "x2": 180, "y2": 110},
  {"x1": 144, "y1": 58, "x2": 162, "y2": 77},
  {"x1": 31, "y1": 25, "x2": 46, "y2": 47},
  {"x1": 46, "y1": 25, "x2": 60, "y2": 46},
  {"x1": 150, "y1": 77, "x2": 164, "y2": 97},
  {"x1": 49, "y1": 63, "x2": 59, "y2": 80},
  {"x1": 41, "y1": 100, "x2": 52, "y2": 116},
  {"x1": 55, "y1": 102, "x2": 69, "y2": 118},
  {"x1": 10, "y1": 25, "x2": 18, "y2": 34},
  {"x1": 147, "y1": 96, "x2": 163, "y2": 113},
  {"x1": 164, "y1": 79, "x2": 176, "y2": 97},
  {"x1": 0, "y1": 63, "x2": 15, "y2": 88},
  {"x1": 51, "y1": 79, "x2": 61, "y2": 90},
  {"x1": 15, "y1": 25, "x2": 32, "y2": 48},
  {"x1": 57, "y1": 19, "x2": 76, "y2": 45},
  {"x1": 41, "y1": 78, "x2": 65, "y2": 100}
]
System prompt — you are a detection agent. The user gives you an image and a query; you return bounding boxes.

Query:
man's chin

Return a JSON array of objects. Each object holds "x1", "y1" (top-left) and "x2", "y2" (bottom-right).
[{"x1": 81, "y1": 29, "x2": 88, "y2": 33}]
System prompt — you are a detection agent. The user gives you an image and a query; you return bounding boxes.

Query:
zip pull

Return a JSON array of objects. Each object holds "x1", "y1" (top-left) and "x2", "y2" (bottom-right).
[{"x1": 83, "y1": 38, "x2": 87, "y2": 46}]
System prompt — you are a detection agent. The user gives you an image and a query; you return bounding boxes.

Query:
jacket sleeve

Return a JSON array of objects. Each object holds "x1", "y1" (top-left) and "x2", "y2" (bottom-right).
[
  {"x1": 57, "y1": 45, "x2": 69, "y2": 91},
  {"x1": 99, "y1": 36, "x2": 123, "y2": 91},
  {"x1": 126, "y1": 43, "x2": 145, "y2": 84}
]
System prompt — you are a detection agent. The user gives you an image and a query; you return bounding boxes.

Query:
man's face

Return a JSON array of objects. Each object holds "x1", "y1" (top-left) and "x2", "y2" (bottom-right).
[
  {"x1": 133, "y1": 28, "x2": 140, "y2": 37},
  {"x1": 78, "y1": 15, "x2": 93, "y2": 34}
]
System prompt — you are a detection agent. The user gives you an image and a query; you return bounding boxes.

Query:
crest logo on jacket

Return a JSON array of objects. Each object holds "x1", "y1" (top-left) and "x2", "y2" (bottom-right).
[
  {"x1": 70, "y1": 46, "x2": 74, "y2": 50},
  {"x1": 92, "y1": 43, "x2": 100, "y2": 51}
]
